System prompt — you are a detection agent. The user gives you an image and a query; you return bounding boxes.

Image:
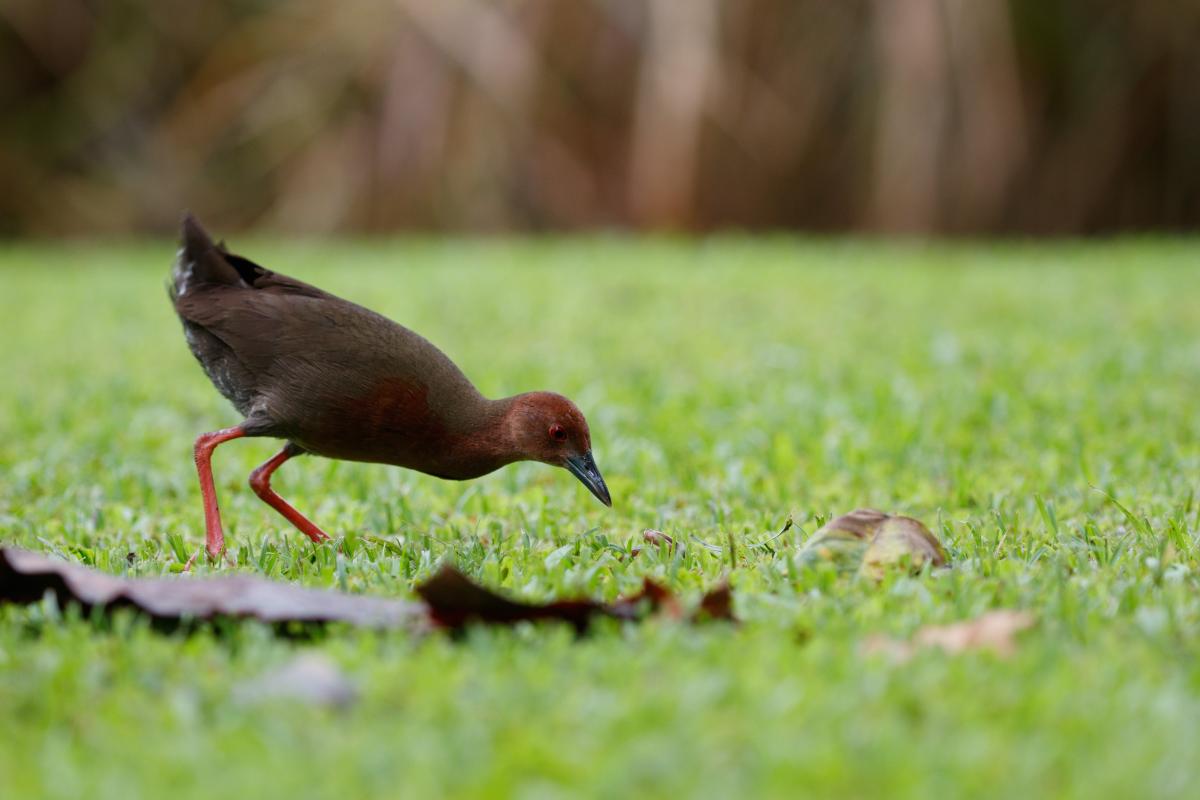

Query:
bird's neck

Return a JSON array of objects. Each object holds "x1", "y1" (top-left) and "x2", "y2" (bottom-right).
[{"x1": 445, "y1": 395, "x2": 527, "y2": 474}]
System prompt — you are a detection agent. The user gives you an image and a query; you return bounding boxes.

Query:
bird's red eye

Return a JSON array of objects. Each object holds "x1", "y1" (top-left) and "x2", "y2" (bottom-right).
[{"x1": 549, "y1": 424, "x2": 567, "y2": 442}]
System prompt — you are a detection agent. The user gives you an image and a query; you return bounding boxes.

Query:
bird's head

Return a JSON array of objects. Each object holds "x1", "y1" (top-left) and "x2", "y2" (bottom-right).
[{"x1": 508, "y1": 392, "x2": 611, "y2": 507}]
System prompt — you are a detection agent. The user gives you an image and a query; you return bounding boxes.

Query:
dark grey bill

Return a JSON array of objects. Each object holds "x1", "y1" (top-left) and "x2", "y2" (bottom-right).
[{"x1": 565, "y1": 451, "x2": 612, "y2": 507}]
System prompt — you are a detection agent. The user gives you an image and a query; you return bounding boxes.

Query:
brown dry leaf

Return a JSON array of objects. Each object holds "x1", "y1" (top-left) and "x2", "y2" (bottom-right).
[
  {"x1": 796, "y1": 509, "x2": 949, "y2": 577},
  {"x1": 416, "y1": 565, "x2": 729, "y2": 633},
  {"x1": 642, "y1": 529, "x2": 676, "y2": 548},
  {"x1": 692, "y1": 581, "x2": 736, "y2": 623},
  {"x1": 0, "y1": 548, "x2": 422, "y2": 630},
  {"x1": 631, "y1": 529, "x2": 676, "y2": 559},
  {"x1": 415, "y1": 564, "x2": 609, "y2": 633},
  {"x1": 609, "y1": 578, "x2": 684, "y2": 621},
  {"x1": 862, "y1": 610, "x2": 1035, "y2": 661},
  {"x1": 915, "y1": 610, "x2": 1034, "y2": 655}
]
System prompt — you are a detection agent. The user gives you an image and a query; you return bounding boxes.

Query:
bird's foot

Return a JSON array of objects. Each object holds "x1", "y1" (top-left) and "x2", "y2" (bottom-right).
[{"x1": 299, "y1": 526, "x2": 331, "y2": 545}]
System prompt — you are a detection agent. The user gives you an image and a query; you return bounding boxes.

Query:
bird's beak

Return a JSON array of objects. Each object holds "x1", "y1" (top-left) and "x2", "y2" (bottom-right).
[{"x1": 565, "y1": 451, "x2": 612, "y2": 507}]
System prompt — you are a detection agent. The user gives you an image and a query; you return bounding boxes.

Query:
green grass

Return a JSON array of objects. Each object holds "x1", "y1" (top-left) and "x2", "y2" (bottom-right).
[{"x1": 1, "y1": 237, "x2": 1199, "y2": 799}]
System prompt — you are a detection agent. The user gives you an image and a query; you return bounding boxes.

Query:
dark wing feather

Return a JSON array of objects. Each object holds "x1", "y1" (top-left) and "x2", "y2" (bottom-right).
[{"x1": 170, "y1": 214, "x2": 331, "y2": 419}]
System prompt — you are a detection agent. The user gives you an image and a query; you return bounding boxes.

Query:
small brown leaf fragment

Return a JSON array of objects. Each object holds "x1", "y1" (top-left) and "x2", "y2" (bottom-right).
[
  {"x1": 414, "y1": 566, "x2": 737, "y2": 633},
  {"x1": 415, "y1": 564, "x2": 604, "y2": 633},
  {"x1": 861, "y1": 610, "x2": 1035, "y2": 662},
  {"x1": 915, "y1": 610, "x2": 1034, "y2": 656},
  {"x1": 415, "y1": 566, "x2": 692, "y2": 632},
  {"x1": 859, "y1": 634, "x2": 917, "y2": 661},
  {"x1": 692, "y1": 581, "x2": 737, "y2": 623},
  {"x1": 642, "y1": 529, "x2": 675, "y2": 549},
  {"x1": 610, "y1": 578, "x2": 683, "y2": 620}
]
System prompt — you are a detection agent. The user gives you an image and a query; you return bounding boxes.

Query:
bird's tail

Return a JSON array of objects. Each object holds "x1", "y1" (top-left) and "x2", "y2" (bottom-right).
[{"x1": 169, "y1": 213, "x2": 245, "y2": 302}]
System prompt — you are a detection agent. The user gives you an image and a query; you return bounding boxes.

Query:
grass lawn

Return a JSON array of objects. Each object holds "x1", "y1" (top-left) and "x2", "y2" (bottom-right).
[{"x1": 1, "y1": 237, "x2": 1199, "y2": 798}]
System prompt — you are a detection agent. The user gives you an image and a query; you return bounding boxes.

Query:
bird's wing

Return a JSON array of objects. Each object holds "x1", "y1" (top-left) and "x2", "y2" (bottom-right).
[{"x1": 216, "y1": 249, "x2": 331, "y2": 301}]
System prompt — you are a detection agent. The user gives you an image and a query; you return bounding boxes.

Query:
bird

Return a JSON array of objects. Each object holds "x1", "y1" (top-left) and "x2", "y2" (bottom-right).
[{"x1": 169, "y1": 214, "x2": 611, "y2": 559}]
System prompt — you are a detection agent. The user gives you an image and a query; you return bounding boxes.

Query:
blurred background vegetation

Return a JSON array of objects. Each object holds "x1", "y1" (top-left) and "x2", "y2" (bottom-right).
[{"x1": 1, "y1": 0, "x2": 1197, "y2": 236}]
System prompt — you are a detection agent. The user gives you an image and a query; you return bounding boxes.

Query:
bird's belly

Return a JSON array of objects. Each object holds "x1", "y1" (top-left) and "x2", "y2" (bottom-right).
[
  {"x1": 289, "y1": 412, "x2": 448, "y2": 468},
  {"x1": 276, "y1": 377, "x2": 493, "y2": 479},
  {"x1": 297, "y1": 433, "x2": 501, "y2": 481}
]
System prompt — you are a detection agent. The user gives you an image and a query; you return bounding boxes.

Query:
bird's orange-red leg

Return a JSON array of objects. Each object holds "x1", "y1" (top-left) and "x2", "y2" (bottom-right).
[
  {"x1": 248, "y1": 444, "x2": 331, "y2": 544},
  {"x1": 193, "y1": 425, "x2": 246, "y2": 559}
]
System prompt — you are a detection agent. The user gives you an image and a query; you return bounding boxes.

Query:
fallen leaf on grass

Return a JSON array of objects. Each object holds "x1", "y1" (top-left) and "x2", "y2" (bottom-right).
[
  {"x1": 609, "y1": 577, "x2": 683, "y2": 620},
  {"x1": 415, "y1": 564, "x2": 735, "y2": 632},
  {"x1": 796, "y1": 509, "x2": 948, "y2": 577},
  {"x1": 0, "y1": 547, "x2": 422, "y2": 630},
  {"x1": 693, "y1": 581, "x2": 735, "y2": 622},
  {"x1": 630, "y1": 529, "x2": 676, "y2": 559},
  {"x1": 415, "y1": 564, "x2": 605, "y2": 633},
  {"x1": 642, "y1": 529, "x2": 676, "y2": 549},
  {"x1": 0, "y1": 548, "x2": 735, "y2": 634},
  {"x1": 861, "y1": 610, "x2": 1036, "y2": 661}
]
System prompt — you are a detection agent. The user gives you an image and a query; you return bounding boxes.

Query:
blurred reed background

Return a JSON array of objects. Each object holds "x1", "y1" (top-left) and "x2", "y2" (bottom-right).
[{"x1": 1, "y1": 0, "x2": 1197, "y2": 236}]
